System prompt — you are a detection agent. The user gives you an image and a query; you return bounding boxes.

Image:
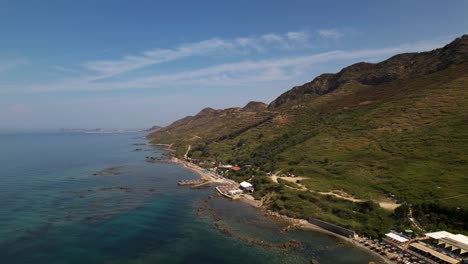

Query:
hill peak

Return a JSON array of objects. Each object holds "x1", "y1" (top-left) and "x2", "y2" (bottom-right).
[
  {"x1": 242, "y1": 101, "x2": 267, "y2": 112},
  {"x1": 196, "y1": 107, "x2": 219, "y2": 117}
]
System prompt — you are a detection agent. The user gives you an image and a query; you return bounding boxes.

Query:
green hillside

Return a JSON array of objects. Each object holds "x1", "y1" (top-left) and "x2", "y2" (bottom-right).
[{"x1": 149, "y1": 35, "x2": 468, "y2": 236}]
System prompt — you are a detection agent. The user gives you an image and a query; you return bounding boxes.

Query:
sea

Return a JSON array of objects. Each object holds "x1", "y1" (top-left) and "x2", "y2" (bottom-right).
[{"x1": 0, "y1": 132, "x2": 382, "y2": 264}]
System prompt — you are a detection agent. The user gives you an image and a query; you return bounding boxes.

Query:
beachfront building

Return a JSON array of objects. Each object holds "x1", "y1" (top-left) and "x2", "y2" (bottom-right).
[
  {"x1": 406, "y1": 242, "x2": 461, "y2": 264},
  {"x1": 383, "y1": 231, "x2": 409, "y2": 249},
  {"x1": 239, "y1": 181, "x2": 254, "y2": 193},
  {"x1": 399, "y1": 231, "x2": 468, "y2": 264},
  {"x1": 424, "y1": 231, "x2": 468, "y2": 262}
]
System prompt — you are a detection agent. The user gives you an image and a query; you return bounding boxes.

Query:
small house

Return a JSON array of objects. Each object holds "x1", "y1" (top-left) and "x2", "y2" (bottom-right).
[{"x1": 239, "y1": 181, "x2": 254, "y2": 193}]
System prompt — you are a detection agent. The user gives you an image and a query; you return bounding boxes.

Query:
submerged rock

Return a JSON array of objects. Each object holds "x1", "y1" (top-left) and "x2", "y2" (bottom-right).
[{"x1": 92, "y1": 166, "x2": 124, "y2": 176}]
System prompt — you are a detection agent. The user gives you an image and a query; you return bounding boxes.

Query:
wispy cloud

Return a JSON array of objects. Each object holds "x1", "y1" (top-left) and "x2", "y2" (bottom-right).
[
  {"x1": 261, "y1": 33, "x2": 284, "y2": 42},
  {"x1": 82, "y1": 31, "x2": 311, "y2": 78},
  {"x1": 11, "y1": 38, "x2": 446, "y2": 94},
  {"x1": 52, "y1": 65, "x2": 80, "y2": 74},
  {"x1": 287, "y1": 31, "x2": 309, "y2": 42},
  {"x1": 318, "y1": 29, "x2": 342, "y2": 39},
  {"x1": 126, "y1": 41, "x2": 442, "y2": 88},
  {"x1": 0, "y1": 58, "x2": 28, "y2": 73}
]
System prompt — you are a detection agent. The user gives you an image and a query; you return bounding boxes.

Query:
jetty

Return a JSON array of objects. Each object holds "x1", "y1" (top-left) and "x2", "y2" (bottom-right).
[
  {"x1": 215, "y1": 183, "x2": 246, "y2": 199},
  {"x1": 178, "y1": 179, "x2": 207, "y2": 186}
]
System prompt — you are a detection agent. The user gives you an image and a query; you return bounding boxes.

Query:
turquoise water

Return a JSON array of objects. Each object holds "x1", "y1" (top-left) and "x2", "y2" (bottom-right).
[{"x1": 0, "y1": 133, "x2": 381, "y2": 264}]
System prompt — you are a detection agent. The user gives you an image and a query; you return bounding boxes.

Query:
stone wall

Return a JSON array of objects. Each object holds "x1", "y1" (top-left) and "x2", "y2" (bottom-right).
[{"x1": 308, "y1": 218, "x2": 356, "y2": 238}]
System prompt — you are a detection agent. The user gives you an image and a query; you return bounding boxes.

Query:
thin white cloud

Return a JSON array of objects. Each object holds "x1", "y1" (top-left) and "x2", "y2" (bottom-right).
[
  {"x1": 83, "y1": 38, "x2": 235, "y2": 78},
  {"x1": 261, "y1": 33, "x2": 284, "y2": 43},
  {"x1": 318, "y1": 29, "x2": 342, "y2": 39},
  {"x1": 287, "y1": 31, "x2": 309, "y2": 42},
  {"x1": 234, "y1": 37, "x2": 265, "y2": 52},
  {"x1": 52, "y1": 65, "x2": 80, "y2": 74},
  {"x1": 0, "y1": 58, "x2": 28, "y2": 73},
  {"x1": 82, "y1": 31, "x2": 311, "y2": 78},
  {"x1": 11, "y1": 38, "x2": 446, "y2": 94}
]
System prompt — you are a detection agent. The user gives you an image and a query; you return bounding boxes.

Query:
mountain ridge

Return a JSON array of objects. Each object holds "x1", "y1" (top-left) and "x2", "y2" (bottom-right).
[
  {"x1": 148, "y1": 35, "x2": 468, "y2": 236},
  {"x1": 269, "y1": 34, "x2": 468, "y2": 108}
]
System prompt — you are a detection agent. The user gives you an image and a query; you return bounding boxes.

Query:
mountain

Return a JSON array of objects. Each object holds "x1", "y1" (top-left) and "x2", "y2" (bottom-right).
[
  {"x1": 269, "y1": 35, "x2": 468, "y2": 108},
  {"x1": 148, "y1": 35, "x2": 468, "y2": 236},
  {"x1": 61, "y1": 128, "x2": 143, "y2": 133},
  {"x1": 148, "y1": 101, "x2": 271, "y2": 152},
  {"x1": 242, "y1": 101, "x2": 268, "y2": 111},
  {"x1": 144, "y1": 125, "x2": 162, "y2": 133}
]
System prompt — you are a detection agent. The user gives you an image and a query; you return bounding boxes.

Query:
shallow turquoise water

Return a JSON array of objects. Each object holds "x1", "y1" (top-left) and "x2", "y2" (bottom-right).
[{"x1": 0, "y1": 133, "x2": 381, "y2": 264}]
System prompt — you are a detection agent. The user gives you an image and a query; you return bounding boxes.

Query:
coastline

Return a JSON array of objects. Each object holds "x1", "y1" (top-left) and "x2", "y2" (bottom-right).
[
  {"x1": 172, "y1": 157, "x2": 211, "y2": 181},
  {"x1": 170, "y1": 157, "x2": 223, "y2": 183},
  {"x1": 264, "y1": 210, "x2": 393, "y2": 264},
  {"x1": 170, "y1": 156, "x2": 393, "y2": 264}
]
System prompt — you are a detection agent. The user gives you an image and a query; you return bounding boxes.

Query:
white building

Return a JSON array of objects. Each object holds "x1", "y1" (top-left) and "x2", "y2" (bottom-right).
[
  {"x1": 383, "y1": 230, "x2": 409, "y2": 248},
  {"x1": 239, "y1": 181, "x2": 254, "y2": 193},
  {"x1": 426, "y1": 231, "x2": 468, "y2": 254}
]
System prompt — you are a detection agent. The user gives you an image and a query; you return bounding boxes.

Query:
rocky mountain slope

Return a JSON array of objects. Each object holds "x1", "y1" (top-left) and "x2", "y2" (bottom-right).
[
  {"x1": 148, "y1": 101, "x2": 271, "y2": 154},
  {"x1": 269, "y1": 35, "x2": 468, "y2": 108},
  {"x1": 148, "y1": 35, "x2": 468, "y2": 235}
]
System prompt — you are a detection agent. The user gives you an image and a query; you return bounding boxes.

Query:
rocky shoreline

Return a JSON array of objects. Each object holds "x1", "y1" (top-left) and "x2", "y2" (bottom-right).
[{"x1": 167, "y1": 155, "x2": 391, "y2": 264}]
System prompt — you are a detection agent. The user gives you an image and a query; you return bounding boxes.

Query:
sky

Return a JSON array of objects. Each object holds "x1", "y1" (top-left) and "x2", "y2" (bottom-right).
[{"x1": 0, "y1": 0, "x2": 467, "y2": 131}]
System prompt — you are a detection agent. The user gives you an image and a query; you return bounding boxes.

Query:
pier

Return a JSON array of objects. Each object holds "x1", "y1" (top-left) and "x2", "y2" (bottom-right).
[
  {"x1": 178, "y1": 179, "x2": 208, "y2": 186},
  {"x1": 215, "y1": 183, "x2": 245, "y2": 199}
]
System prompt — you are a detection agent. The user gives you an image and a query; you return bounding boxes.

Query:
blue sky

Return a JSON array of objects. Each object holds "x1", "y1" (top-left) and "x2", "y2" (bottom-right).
[{"x1": 1, "y1": 0, "x2": 467, "y2": 131}]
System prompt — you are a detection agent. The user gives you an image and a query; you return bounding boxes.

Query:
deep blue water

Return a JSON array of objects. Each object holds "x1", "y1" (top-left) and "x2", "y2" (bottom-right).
[{"x1": 0, "y1": 133, "x2": 382, "y2": 264}]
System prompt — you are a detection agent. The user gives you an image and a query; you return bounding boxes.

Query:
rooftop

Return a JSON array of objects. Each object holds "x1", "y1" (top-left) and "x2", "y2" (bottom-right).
[
  {"x1": 409, "y1": 242, "x2": 460, "y2": 264},
  {"x1": 426, "y1": 231, "x2": 455, "y2": 240},
  {"x1": 425, "y1": 231, "x2": 468, "y2": 255},
  {"x1": 385, "y1": 232, "x2": 409, "y2": 243},
  {"x1": 240, "y1": 181, "x2": 253, "y2": 188},
  {"x1": 426, "y1": 231, "x2": 468, "y2": 247},
  {"x1": 448, "y1": 234, "x2": 468, "y2": 246},
  {"x1": 440, "y1": 235, "x2": 468, "y2": 252}
]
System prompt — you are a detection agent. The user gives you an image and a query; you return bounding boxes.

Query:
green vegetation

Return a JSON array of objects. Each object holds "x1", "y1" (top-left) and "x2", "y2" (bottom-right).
[
  {"x1": 217, "y1": 116, "x2": 273, "y2": 141},
  {"x1": 149, "y1": 37, "x2": 468, "y2": 235},
  {"x1": 252, "y1": 176, "x2": 395, "y2": 238},
  {"x1": 412, "y1": 203, "x2": 467, "y2": 234}
]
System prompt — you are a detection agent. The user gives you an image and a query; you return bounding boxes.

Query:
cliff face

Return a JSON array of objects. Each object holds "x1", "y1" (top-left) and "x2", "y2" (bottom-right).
[{"x1": 268, "y1": 35, "x2": 468, "y2": 108}]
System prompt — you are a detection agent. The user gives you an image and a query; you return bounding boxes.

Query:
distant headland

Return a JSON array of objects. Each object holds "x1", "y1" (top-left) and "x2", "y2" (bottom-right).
[{"x1": 60, "y1": 125, "x2": 161, "y2": 134}]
